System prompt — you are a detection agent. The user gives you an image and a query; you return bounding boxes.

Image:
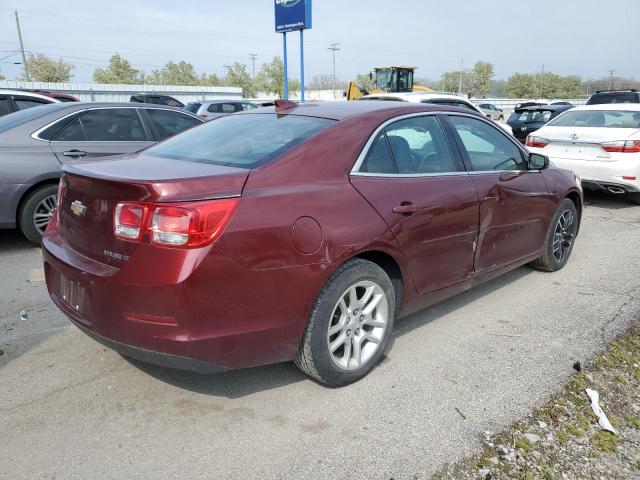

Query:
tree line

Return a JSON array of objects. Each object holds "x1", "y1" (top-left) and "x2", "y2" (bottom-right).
[{"x1": 3, "y1": 53, "x2": 639, "y2": 99}]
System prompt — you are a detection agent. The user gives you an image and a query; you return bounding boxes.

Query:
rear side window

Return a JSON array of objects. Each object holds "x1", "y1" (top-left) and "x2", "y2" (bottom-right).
[
  {"x1": 359, "y1": 115, "x2": 459, "y2": 175},
  {"x1": 146, "y1": 113, "x2": 334, "y2": 168},
  {"x1": 587, "y1": 92, "x2": 638, "y2": 105},
  {"x1": 53, "y1": 117, "x2": 87, "y2": 141},
  {"x1": 548, "y1": 110, "x2": 640, "y2": 128},
  {"x1": 14, "y1": 97, "x2": 51, "y2": 110},
  {"x1": 79, "y1": 108, "x2": 148, "y2": 141},
  {"x1": 145, "y1": 109, "x2": 201, "y2": 140}
]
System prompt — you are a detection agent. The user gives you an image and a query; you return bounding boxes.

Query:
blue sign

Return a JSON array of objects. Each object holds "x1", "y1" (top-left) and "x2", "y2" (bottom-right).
[{"x1": 275, "y1": 0, "x2": 312, "y2": 33}]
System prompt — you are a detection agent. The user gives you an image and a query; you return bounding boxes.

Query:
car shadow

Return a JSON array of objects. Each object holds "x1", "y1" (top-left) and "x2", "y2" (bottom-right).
[
  {"x1": 125, "y1": 265, "x2": 534, "y2": 398},
  {"x1": 0, "y1": 229, "x2": 39, "y2": 252},
  {"x1": 583, "y1": 190, "x2": 637, "y2": 210}
]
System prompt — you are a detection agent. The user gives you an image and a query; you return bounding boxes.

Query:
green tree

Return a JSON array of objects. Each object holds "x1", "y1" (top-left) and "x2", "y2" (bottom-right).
[
  {"x1": 506, "y1": 72, "x2": 584, "y2": 98},
  {"x1": 472, "y1": 61, "x2": 494, "y2": 98},
  {"x1": 199, "y1": 73, "x2": 221, "y2": 86},
  {"x1": 0, "y1": 70, "x2": 5, "y2": 81},
  {"x1": 504, "y1": 73, "x2": 538, "y2": 98},
  {"x1": 93, "y1": 53, "x2": 139, "y2": 84},
  {"x1": 224, "y1": 62, "x2": 257, "y2": 98},
  {"x1": 20, "y1": 53, "x2": 74, "y2": 82},
  {"x1": 257, "y1": 56, "x2": 299, "y2": 97},
  {"x1": 148, "y1": 60, "x2": 199, "y2": 86}
]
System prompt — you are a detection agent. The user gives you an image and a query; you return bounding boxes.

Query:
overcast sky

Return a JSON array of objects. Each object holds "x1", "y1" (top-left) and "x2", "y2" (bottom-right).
[{"x1": 0, "y1": 0, "x2": 638, "y2": 84}]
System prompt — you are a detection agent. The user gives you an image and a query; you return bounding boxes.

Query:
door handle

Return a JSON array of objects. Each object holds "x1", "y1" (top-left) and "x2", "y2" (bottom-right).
[
  {"x1": 62, "y1": 150, "x2": 87, "y2": 157},
  {"x1": 393, "y1": 203, "x2": 418, "y2": 215}
]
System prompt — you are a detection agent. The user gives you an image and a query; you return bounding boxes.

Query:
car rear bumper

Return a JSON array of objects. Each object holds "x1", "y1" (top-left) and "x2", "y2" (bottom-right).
[
  {"x1": 42, "y1": 218, "x2": 318, "y2": 371},
  {"x1": 529, "y1": 150, "x2": 640, "y2": 192}
]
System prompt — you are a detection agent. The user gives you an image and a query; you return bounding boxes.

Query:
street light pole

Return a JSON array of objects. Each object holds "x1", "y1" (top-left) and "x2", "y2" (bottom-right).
[
  {"x1": 328, "y1": 43, "x2": 340, "y2": 99},
  {"x1": 249, "y1": 54, "x2": 257, "y2": 79},
  {"x1": 14, "y1": 10, "x2": 29, "y2": 81}
]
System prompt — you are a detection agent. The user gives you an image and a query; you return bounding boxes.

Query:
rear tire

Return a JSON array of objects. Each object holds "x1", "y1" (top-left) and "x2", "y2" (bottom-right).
[
  {"x1": 19, "y1": 184, "x2": 58, "y2": 245},
  {"x1": 529, "y1": 199, "x2": 578, "y2": 272},
  {"x1": 295, "y1": 259, "x2": 396, "y2": 387}
]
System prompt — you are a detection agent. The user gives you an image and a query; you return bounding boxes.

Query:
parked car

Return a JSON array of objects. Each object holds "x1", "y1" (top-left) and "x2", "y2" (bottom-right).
[
  {"x1": 0, "y1": 89, "x2": 59, "y2": 117},
  {"x1": 478, "y1": 103, "x2": 504, "y2": 121},
  {"x1": 586, "y1": 89, "x2": 640, "y2": 105},
  {"x1": 358, "y1": 91, "x2": 512, "y2": 133},
  {"x1": 526, "y1": 104, "x2": 640, "y2": 204},
  {"x1": 508, "y1": 104, "x2": 573, "y2": 143},
  {"x1": 43, "y1": 100, "x2": 582, "y2": 386},
  {"x1": 184, "y1": 100, "x2": 260, "y2": 120},
  {"x1": 21, "y1": 89, "x2": 79, "y2": 102},
  {"x1": 130, "y1": 94, "x2": 184, "y2": 108},
  {"x1": 0, "y1": 102, "x2": 203, "y2": 243}
]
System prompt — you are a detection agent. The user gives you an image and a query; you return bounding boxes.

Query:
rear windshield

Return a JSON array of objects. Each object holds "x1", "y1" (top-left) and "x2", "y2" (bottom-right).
[
  {"x1": 548, "y1": 110, "x2": 640, "y2": 128},
  {"x1": 587, "y1": 92, "x2": 637, "y2": 105},
  {"x1": 0, "y1": 103, "x2": 67, "y2": 134},
  {"x1": 510, "y1": 110, "x2": 553, "y2": 123},
  {"x1": 146, "y1": 113, "x2": 335, "y2": 168},
  {"x1": 185, "y1": 102, "x2": 201, "y2": 113}
]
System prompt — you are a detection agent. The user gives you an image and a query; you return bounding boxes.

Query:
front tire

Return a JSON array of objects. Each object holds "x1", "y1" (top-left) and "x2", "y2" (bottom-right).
[
  {"x1": 19, "y1": 184, "x2": 58, "y2": 245},
  {"x1": 627, "y1": 192, "x2": 640, "y2": 205},
  {"x1": 295, "y1": 259, "x2": 396, "y2": 386},
  {"x1": 529, "y1": 199, "x2": 578, "y2": 272}
]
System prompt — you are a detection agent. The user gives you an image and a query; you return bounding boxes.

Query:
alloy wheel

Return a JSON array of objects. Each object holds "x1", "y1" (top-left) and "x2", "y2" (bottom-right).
[
  {"x1": 326, "y1": 280, "x2": 389, "y2": 371},
  {"x1": 33, "y1": 194, "x2": 57, "y2": 234},
  {"x1": 552, "y1": 209, "x2": 575, "y2": 262}
]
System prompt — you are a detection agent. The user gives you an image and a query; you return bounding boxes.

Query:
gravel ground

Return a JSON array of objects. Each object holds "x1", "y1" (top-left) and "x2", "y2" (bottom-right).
[
  {"x1": 431, "y1": 324, "x2": 640, "y2": 480},
  {"x1": 1, "y1": 191, "x2": 640, "y2": 479}
]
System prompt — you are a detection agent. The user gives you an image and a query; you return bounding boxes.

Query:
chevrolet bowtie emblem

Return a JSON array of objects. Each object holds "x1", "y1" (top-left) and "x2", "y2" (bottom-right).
[{"x1": 70, "y1": 200, "x2": 87, "y2": 216}]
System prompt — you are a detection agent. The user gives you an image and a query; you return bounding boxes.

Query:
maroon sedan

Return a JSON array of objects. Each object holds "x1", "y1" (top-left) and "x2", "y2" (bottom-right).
[{"x1": 43, "y1": 101, "x2": 582, "y2": 386}]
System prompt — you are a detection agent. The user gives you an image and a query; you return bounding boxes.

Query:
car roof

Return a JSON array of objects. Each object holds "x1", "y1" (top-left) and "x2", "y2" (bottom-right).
[
  {"x1": 515, "y1": 105, "x2": 572, "y2": 112},
  {"x1": 566, "y1": 104, "x2": 640, "y2": 112},
  {"x1": 242, "y1": 100, "x2": 482, "y2": 121},
  {"x1": 198, "y1": 99, "x2": 252, "y2": 105},
  {"x1": 0, "y1": 89, "x2": 61, "y2": 102},
  {"x1": 360, "y1": 91, "x2": 472, "y2": 102}
]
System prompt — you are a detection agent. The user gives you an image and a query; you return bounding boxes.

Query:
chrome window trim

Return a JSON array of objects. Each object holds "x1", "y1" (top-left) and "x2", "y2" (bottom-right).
[
  {"x1": 352, "y1": 171, "x2": 470, "y2": 178},
  {"x1": 31, "y1": 105, "x2": 199, "y2": 142}
]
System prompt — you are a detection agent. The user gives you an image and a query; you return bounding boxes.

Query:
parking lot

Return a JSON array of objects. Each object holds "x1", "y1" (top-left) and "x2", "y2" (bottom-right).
[{"x1": 0, "y1": 191, "x2": 638, "y2": 479}]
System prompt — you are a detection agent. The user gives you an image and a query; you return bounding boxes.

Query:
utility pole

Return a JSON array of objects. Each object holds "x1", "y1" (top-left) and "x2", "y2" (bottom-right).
[
  {"x1": 14, "y1": 10, "x2": 29, "y2": 82},
  {"x1": 608, "y1": 69, "x2": 615, "y2": 90},
  {"x1": 328, "y1": 43, "x2": 340, "y2": 99},
  {"x1": 248, "y1": 54, "x2": 257, "y2": 79},
  {"x1": 458, "y1": 58, "x2": 463, "y2": 95},
  {"x1": 538, "y1": 64, "x2": 545, "y2": 98}
]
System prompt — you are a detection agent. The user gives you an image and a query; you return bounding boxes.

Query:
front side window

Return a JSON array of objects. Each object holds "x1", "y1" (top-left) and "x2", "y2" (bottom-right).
[
  {"x1": 185, "y1": 102, "x2": 201, "y2": 113},
  {"x1": 79, "y1": 108, "x2": 147, "y2": 141},
  {"x1": 448, "y1": 115, "x2": 526, "y2": 171},
  {"x1": 146, "y1": 113, "x2": 334, "y2": 168},
  {"x1": 146, "y1": 109, "x2": 201, "y2": 140},
  {"x1": 241, "y1": 103, "x2": 258, "y2": 110},
  {"x1": 0, "y1": 97, "x2": 11, "y2": 115},
  {"x1": 548, "y1": 110, "x2": 640, "y2": 128}
]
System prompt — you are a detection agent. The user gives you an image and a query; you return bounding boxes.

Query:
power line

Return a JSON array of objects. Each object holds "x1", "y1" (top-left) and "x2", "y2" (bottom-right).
[{"x1": 328, "y1": 43, "x2": 340, "y2": 99}]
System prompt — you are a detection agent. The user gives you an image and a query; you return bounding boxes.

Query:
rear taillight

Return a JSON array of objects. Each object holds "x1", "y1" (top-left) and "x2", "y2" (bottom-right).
[
  {"x1": 56, "y1": 180, "x2": 66, "y2": 223},
  {"x1": 600, "y1": 140, "x2": 640, "y2": 153},
  {"x1": 526, "y1": 135, "x2": 549, "y2": 148},
  {"x1": 114, "y1": 203, "x2": 148, "y2": 241},
  {"x1": 114, "y1": 198, "x2": 238, "y2": 248}
]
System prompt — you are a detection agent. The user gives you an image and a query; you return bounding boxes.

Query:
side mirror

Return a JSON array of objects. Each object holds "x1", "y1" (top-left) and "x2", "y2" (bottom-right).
[{"x1": 528, "y1": 152, "x2": 549, "y2": 170}]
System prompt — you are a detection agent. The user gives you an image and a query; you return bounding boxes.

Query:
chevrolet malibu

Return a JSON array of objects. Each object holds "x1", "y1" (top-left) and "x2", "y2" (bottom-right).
[{"x1": 43, "y1": 101, "x2": 583, "y2": 386}]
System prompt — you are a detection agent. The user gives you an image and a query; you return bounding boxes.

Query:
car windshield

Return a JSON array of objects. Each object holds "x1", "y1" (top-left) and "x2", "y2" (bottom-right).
[
  {"x1": 146, "y1": 113, "x2": 335, "y2": 168},
  {"x1": 548, "y1": 110, "x2": 640, "y2": 128},
  {"x1": 185, "y1": 102, "x2": 201, "y2": 113},
  {"x1": 0, "y1": 103, "x2": 68, "y2": 134}
]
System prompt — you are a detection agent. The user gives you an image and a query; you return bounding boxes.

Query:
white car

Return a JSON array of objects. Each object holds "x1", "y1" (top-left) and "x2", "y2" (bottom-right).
[
  {"x1": 0, "y1": 89, "x2": 60, "y2": 118},
  {"x1": 526, "y1": 104, "x2": 640, "y2": 204},
  {"x1": 358, "y1": 91, "x2": 512, "y2": 133}
]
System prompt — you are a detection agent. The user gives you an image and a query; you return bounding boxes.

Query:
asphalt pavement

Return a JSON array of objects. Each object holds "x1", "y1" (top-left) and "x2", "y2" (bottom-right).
[{"x1": 1, "y1": 191, "x2": 640, "y2": 480}]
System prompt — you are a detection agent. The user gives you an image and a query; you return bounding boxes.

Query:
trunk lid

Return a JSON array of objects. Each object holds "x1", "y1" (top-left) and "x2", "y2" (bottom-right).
[
  {"x1": 539, "y1": 126, "x2": 640, "y2": 161},
  {"x1": 59, "y1": 153, "x2": 249, "y2": 266}
]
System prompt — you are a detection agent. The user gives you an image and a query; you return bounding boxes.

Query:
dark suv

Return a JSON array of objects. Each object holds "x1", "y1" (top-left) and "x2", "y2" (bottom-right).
[
  {"x1": 586, "y1": 89, "x2": 640, "y2": 105},
  {"x1": 130, "y1": 94, "x2": 184, "y2": 108},
  {"x1": 507, "y1": 104, "x2": 573, "y2": 143}
]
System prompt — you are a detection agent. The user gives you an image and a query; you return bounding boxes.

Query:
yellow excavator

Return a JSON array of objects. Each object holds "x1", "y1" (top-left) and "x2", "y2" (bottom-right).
[{"x1": 346, "y1": 66, "x2": 432, "y2": 100}]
